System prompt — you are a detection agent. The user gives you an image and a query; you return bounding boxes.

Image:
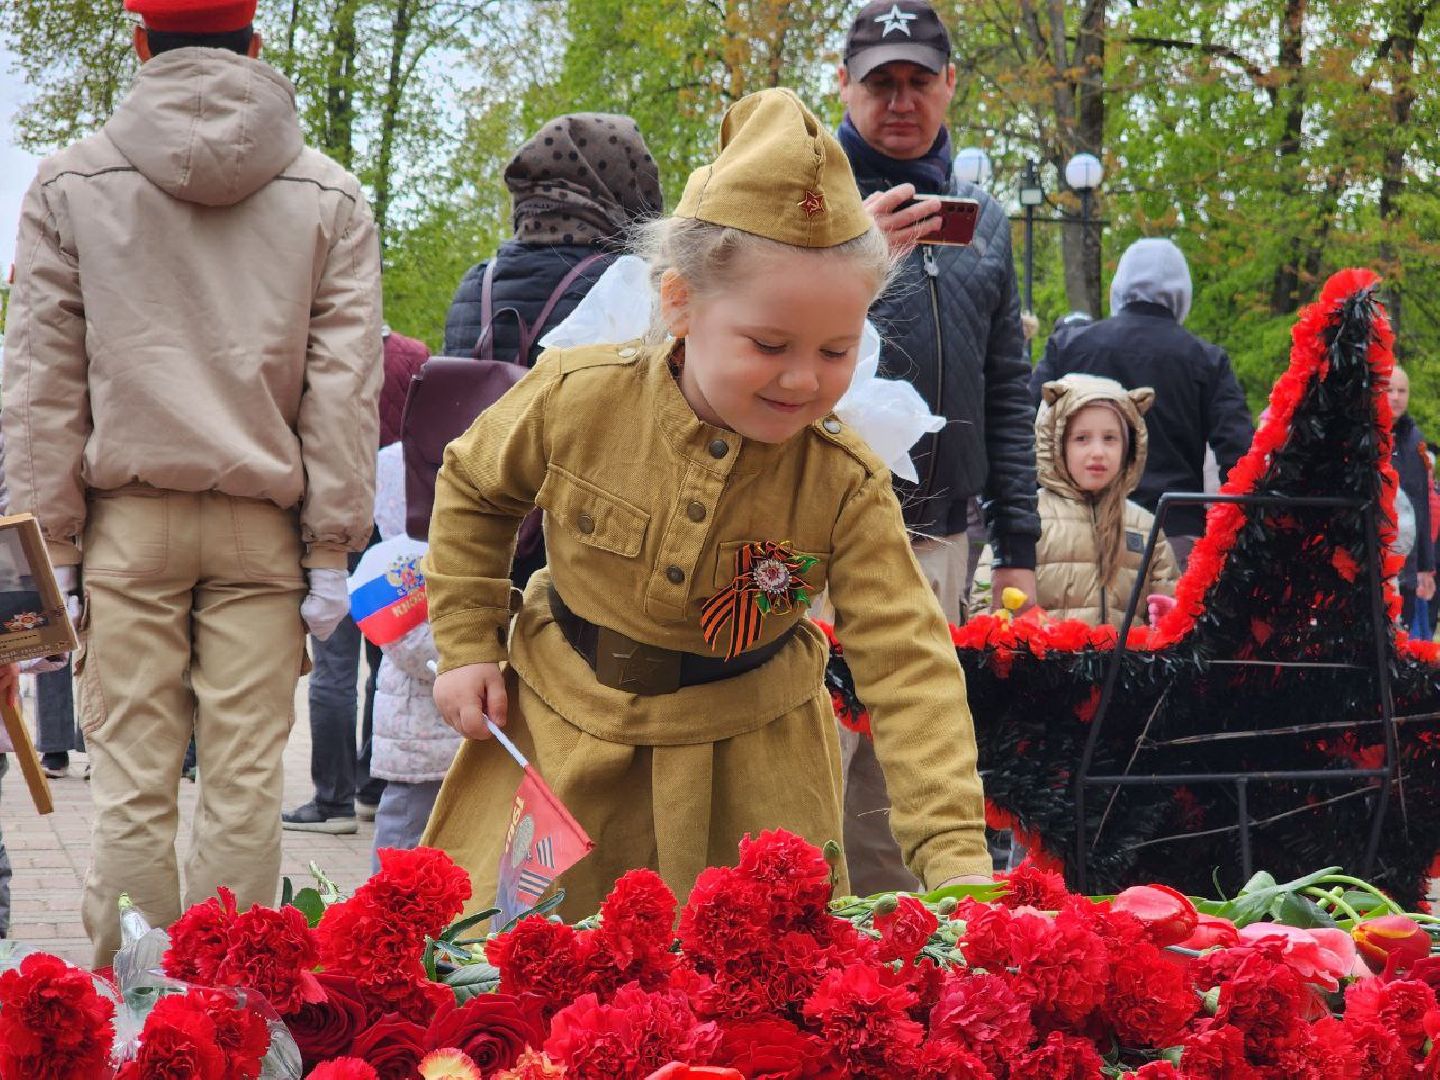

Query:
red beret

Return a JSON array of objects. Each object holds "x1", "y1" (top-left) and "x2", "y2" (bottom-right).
[{"x1": 124, "y1": 0, "x2": 257, "y2": 33}]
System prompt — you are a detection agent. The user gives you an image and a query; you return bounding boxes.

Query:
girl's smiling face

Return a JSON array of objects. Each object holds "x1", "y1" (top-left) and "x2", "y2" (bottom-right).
[
  {"x1": 1064, "y1": 403, "x2": 1127, "y2": 493},
  {"x1": 661, "y1": 246, "x2": 877, "y2": 444}
]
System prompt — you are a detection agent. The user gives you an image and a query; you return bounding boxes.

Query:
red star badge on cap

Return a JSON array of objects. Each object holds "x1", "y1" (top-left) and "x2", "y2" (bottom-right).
[{"x1": 799, "y1": 190, "x2": 827, "y2": 218}]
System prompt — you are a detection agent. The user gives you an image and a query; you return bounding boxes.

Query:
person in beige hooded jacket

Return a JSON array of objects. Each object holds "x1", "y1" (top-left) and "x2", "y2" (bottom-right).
[
  {"x1": 1033, "y1": 374, "x2": 1180, "y2": 626},
  {"x1": 2, "y1": 0, "x2": 382, "y2": 965}
]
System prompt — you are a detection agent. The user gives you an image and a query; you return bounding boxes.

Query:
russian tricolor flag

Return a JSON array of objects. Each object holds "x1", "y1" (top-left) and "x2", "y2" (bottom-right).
[{"x1": 348, "y1": 536, "x2": 430, "y2": 646}]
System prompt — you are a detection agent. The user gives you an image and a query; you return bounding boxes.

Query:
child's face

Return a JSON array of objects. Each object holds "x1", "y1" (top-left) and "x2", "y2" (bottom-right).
[
  {"x1": 663, "y1": 247, "x2": 875, "y2": 444},
  {"x1": 1064, "y1": 404, "x2": 1126, "y2": 493}
]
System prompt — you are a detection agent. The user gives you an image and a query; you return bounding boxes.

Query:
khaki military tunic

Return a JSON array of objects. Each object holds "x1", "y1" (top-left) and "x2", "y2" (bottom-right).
[{"x1": 421, "y1": 342, "x2": 989, "y2": 918}]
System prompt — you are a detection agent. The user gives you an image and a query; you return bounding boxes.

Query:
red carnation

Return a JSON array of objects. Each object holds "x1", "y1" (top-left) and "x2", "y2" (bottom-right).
[
  {"x1": 423, "y1": 993, "x2": 546, "y2": 1075},
  {"x1": 180, "y1": 989, "x2": 271, "y2": 1079},
  {"x1": 117, "y1": 990, "x2": 228, "y2": 1080},
  {"x1": 308, "y1": 1059, "x2": 381, "y2": 1080},
  {"x1": 874, "y1": 896, "x2": 939, "y2": 964},
  {"x1": 1003, "y1": 908, "x2": 1109, "y2": 1025},
  {"x1": 1213, "y1": 949, "x2": 1311, "y2": 1061},
  {"x1": 588, "y1": 868, "x2": 678, "y2": 993},
  {"x1": 1343, "y1": 1017, "x2": 1411, "y2": 1080},
  {"x1": 545, "y1": 983, "x2": 722, "y2": 1078},
  {"x1": 0, "y1": 951, "x2": 116, "y2": 1080},
  {"x1": 1008, "y1": 1031, "x2": 1105, "y2": 1079},
  {"x1": 996, "y1": 861, "x2": 1071, "y2": 911},
  {"x1": 1177, "y1": 1021, "x2": 1257, "y2": 1080},
  {"x1": 713, "y1": 1018, "x2": 830, "y2": 1079},
  {"x1": 487, "y1": 915, "x2": 587, "y2": 1014},
  {"x1": 802, "y1": 962, "x2": 924, "y2": 1076},
  {"x1": 163, "y1": 887, "x2": 237, "y2": 984},
  {"x1": 1103, "y1": 941, "x2": 1197, "y2": 1048},
  {"x1": 211, "y1": 901, "x2": 324, "y2": 1016},
  {"x1": 953, "y1": 897, "x2": 1014, "y2": 972},
  {"x1": 1344, "y1": 976, "x2": 1436, "y2": 1053},
  {"x1": 678, "y1": 867, "x2": 770, "y2": 969},
  {"x1": 350, "y1": 1014, "x2": 428, "y2": 1080},
  {"x1": 736, "y1": 830, "x2": 833, "y2": 919},
  {"x1": 915, "y1": 1037, "x2": 994, "y2": 1080},
  {"x1": 928, "y1": 971, "x2": 1032, "y2": 1074},
  {"x1": 1131, "y1": 1063, "x2": 1179, "y2": 1078},
  {"x1": 317, "y1": 892, "x2": 429, "y2": 990},
  {"x1": 368, "y1": 847, "x2": 473, "y2": 938},
  {"x1": 287, "y1": 973, "x2": 370, "y2": 1069}
]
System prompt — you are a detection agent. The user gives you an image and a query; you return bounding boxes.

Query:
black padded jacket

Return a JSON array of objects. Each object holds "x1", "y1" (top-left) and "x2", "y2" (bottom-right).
[{"x1": 854, "y1": 173, "x2": 1040, "y2": 566}]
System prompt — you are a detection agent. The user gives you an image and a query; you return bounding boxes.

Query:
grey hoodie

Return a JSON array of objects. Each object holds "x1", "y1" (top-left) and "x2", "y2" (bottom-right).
[
  {"x1": 3, "y1": 48, "x2": 382, "y2": 569},
  {"x1": 1109, "y1": 238, "x2": 1192, "y2": 324}
]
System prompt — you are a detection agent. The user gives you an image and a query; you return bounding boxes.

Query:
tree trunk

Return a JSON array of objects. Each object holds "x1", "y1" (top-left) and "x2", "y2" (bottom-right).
[
  {"x1": 1375, "y1": 0, "x2": 1426, "y2": 346},
  {"x1": 324, "y1": 0, "x2": 360, "y2": 170},
  {"x1": 374, "y1": 0, "x2": 414, "y2": 248},
  {"x1": 1267, "y1": 0, "x2": 1308, "y2": 314}
]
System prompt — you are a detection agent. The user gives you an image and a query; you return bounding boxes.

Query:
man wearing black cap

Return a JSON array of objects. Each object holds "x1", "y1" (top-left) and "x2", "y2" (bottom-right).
[{"x1": 836, "y1": 0, "x2": 1039, "y2": 893}]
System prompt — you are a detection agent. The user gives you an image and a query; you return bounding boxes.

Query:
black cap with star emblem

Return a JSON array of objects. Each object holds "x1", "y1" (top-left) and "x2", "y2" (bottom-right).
[{"x1": 843, "y1": 1, "x2": 952, "y2": 82}]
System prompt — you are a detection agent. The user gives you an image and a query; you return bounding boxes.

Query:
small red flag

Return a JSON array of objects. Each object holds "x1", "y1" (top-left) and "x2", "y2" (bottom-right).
[{"x1": 495, "y1": 764, "x2": 594, "y2": 924}]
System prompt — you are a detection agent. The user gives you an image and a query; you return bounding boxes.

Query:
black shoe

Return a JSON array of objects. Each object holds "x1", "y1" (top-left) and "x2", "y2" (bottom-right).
[
  {"x1": 281, "y1": 801, "x2": 358, "y2": 834},
  {"x1": 41, "y1": 752, "x2": 69, "y2": 779}
]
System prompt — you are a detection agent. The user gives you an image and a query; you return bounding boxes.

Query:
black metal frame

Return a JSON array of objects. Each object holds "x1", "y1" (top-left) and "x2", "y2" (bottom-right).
[{"x1": 1072, "y1": 491, "x2": 1398, "y2": 893}]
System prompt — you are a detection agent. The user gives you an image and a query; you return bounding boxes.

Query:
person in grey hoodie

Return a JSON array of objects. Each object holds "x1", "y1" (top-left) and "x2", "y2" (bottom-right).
[
  {"x1": 1031, "y1": 238, "x2": 1253, "y2": 561},
  {"x1": 3, "y1": 0, "x2": 382, "y2": 966}
]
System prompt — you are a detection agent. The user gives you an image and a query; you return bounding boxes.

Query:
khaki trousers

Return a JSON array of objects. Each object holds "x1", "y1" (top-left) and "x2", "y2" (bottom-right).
[{"x1": 77, "y1": 489, "x2": 306, "y2": 966}]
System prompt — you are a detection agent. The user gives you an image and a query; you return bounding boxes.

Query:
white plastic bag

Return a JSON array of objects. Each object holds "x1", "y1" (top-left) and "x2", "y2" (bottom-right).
[
  {"x1": 834, "y1": 322, "x2": 945, "y2": 483},
  {"x1": 539, "y1": 254, "x2": 653, "y2": 349},
  {"x1": 538, "y1": 258, "x2": 945, "y2": 480}
]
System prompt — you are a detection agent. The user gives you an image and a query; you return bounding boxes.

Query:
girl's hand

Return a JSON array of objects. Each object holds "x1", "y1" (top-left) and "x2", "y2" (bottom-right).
[{"x1": 434, "y1": 662, "x2": 508, "y2": 739}]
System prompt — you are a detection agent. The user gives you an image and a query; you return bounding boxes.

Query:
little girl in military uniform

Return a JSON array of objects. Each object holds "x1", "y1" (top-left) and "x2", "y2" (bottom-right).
[{"x1": 422, "y1": 87, "x2": 991, "y2": 916}]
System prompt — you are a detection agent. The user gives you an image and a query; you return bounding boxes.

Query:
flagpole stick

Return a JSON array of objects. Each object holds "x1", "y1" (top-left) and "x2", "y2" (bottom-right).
[{"x1": 427, "y1": 660, "x2": 529, "y2": 769}]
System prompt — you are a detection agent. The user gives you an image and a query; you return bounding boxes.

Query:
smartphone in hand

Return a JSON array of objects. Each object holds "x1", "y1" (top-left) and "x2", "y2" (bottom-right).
[{"x1": 917, "y1": 196, "x2": 980, "y2": 246}]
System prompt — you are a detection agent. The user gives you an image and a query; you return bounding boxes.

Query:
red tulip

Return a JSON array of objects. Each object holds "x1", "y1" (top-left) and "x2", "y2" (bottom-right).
[
  {"x1": 1111, "y1": 884, "x2": 1200, "y2": 947},
  {"x1": 1177, "y1": 913, "x2": 1241, "y2": 951},
  {"x1": 1353, "y1": 914, "x2": 1432, "y2": 976}
]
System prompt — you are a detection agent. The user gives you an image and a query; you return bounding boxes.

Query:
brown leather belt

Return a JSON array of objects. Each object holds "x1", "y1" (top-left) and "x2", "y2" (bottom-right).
[{"x1": 548, "y1": 585, "x2": 796, "y2": 696}]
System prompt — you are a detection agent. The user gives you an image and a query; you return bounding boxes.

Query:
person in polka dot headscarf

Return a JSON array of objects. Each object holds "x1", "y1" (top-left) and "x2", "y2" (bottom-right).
[{"x1": 441, "y1": 114, "x2": 663, "y2": 360}]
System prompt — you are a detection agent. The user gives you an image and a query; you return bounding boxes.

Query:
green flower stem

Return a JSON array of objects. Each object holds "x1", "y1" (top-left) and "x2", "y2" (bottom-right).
[
  {"x1": 1314, "y1": 875, "x2": 1408, "y2": 916},
  {"x1": 1302, "y1": 886, "x2": 1364, "y2": 924}
]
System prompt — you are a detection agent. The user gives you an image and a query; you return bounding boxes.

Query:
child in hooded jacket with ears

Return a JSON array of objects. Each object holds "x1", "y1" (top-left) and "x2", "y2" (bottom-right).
[{"x1": 1032, "y1": 373, "x2": 1180, "y2": 628}]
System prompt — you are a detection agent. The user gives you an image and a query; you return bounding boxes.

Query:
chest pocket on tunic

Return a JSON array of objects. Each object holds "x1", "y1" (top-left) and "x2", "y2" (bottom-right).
[
  {"x1": 711, "y1": 539, "x2": 832, "y2": 594},
  {"x1": 537, "y1": 464, "x2": 649, "y2": 558}
]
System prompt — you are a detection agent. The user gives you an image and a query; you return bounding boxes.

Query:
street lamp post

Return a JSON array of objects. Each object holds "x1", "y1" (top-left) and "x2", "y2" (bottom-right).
[
  {"x1": 1018, "y1": 160, "x2": 1044, "y2": 314},
  {"x1": 1064, "y1": 152, "x2": 1104, "y2": 312},
  {"x1": 953, "y1": 146, "x2": 992, "y2": 188}
]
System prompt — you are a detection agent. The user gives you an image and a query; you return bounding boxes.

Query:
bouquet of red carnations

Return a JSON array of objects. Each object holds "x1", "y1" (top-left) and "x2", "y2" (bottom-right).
[{"x1": 3, "y1": 833, "x2": 1439, "y2": 1078}]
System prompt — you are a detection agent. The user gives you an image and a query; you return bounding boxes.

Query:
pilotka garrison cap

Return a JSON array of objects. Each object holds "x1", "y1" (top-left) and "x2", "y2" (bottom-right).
[
  {"x1": 674, "y1": 88, "x2": 871, "y2": 249},
  {"x1": 844, "y1": 1, "x2": 952, "y2": 83},
  {"x1": 124, "y1": 0, "x2": 257, "y2": 33}
]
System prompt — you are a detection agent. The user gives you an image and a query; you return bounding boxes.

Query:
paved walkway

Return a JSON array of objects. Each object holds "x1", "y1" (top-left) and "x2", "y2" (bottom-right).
[{"x1": 1, "y1": 674, "x2": 374, "y2": 967}]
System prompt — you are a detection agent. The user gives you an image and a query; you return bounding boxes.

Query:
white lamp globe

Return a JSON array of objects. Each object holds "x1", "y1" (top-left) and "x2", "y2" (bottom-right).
[
  {"x1": 953, "y1": 147, "x2": 992, "y2": 187},
  {"x1": 1064, "y1": 152, "x2": 1104, "y2": 192}
]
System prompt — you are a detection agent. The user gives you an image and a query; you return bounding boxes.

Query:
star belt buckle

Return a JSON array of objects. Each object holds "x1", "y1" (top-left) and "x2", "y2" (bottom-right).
[{"x1": 594, "y1": 625, "x2": 682, "y2": 696}]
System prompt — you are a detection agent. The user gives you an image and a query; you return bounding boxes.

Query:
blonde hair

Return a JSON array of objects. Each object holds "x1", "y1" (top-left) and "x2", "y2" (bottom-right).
[
  {"x1": 1061, "y1": 404, "x2": 1132, "y2": 595},
  {"x1": 631, "y1": 216, "x2": 897, "y2": 342}
]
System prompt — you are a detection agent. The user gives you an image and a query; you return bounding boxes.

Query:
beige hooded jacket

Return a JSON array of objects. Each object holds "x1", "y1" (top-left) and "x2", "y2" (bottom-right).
[
  {"x1": 2, "y1": 48, "x2": 382, "y2": 569},
  {"x1": 1034, "y1": 374, "x2": 1179, "y2": 626}
]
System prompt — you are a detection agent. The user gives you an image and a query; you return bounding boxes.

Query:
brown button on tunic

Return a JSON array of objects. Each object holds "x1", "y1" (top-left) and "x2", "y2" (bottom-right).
[{"x1": 422, "y1": 342, "x2": 989, "y2": 921}]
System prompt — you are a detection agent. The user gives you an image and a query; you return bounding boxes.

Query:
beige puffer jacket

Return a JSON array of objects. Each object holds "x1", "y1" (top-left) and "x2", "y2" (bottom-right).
[
  {"x1": 1034, "y1": 374, "x2": 1179, "y2": 626},
  {"x1": 2, "y1": 48, "x2": 382, "y2": 569}
]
